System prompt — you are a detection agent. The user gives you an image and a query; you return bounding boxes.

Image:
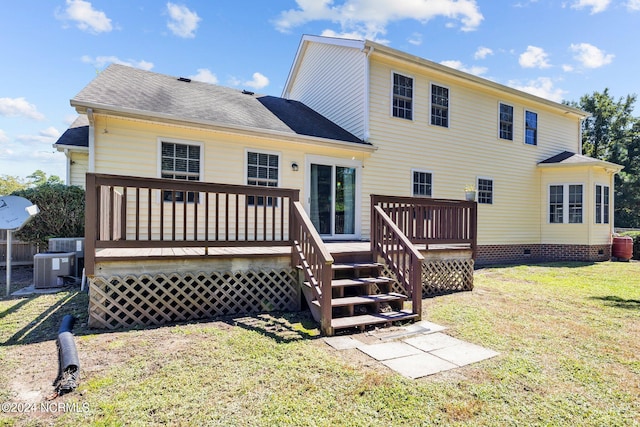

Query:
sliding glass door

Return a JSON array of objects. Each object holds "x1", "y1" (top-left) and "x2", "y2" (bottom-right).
[{"x1": 308, "y1": 160, "x2": 359, "y2": 239}]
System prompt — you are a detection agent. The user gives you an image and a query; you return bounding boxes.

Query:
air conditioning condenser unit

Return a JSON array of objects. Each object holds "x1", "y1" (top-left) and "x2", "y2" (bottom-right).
[{"x1": 34, "y1": 252, "x2": 76, "y2": 289}]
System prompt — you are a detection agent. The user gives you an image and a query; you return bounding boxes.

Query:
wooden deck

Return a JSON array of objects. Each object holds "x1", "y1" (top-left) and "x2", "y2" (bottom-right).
[{"x1": 95, "y1": 241, "x2": 472, "y2": 261}]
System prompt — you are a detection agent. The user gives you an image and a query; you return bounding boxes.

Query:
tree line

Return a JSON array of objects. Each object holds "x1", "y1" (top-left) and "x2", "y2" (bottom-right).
[{"x1": 569, "y1": 89, "x2": 640, "y2": 228}]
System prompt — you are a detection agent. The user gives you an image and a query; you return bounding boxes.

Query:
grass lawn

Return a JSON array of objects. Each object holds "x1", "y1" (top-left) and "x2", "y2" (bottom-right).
[{"x1": 0, "y1": 262, "x2": 638, "y2": 426}]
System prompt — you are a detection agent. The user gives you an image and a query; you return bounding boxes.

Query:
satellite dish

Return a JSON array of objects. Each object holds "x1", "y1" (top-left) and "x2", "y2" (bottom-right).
[{"x1": 0, "y1": 195, "x2": 39, "y2": 231}]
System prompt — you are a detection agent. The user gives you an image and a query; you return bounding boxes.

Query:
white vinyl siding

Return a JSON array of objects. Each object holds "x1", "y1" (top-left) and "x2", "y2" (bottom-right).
[{"x1": 285, "y1": 41, "x2": 367, "y2": 139}]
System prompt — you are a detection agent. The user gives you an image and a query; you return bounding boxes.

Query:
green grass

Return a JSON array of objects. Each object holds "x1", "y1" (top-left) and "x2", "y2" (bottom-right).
[{"x1": 1, "y1": 262, "x2": 639, "y2": 426}]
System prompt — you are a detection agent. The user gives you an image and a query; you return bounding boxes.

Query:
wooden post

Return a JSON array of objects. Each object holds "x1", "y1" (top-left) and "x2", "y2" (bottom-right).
[
  {"x1": 85, "y1": 173, "x2": 97, "y2": 276},
  {"x1": 5, "y1": 230, "x2": 12, "y2": 297}
]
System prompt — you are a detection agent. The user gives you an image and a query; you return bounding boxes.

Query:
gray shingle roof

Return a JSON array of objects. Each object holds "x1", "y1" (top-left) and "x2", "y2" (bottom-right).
[
  {"x1": 71, "y1": 64, "x2": 365, "y2": 145},
  {"x1": 54, "y1": 115, "x2": 89, "y2": 148},
  {"x1": 538, "y1": 151, "x2": 623, "y2": 170}
]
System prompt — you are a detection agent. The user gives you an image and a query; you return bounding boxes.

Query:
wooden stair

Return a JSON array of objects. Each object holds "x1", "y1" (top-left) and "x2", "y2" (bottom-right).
[{"x1": 301, "y1": 256, "x2": 418, "y2": 334}]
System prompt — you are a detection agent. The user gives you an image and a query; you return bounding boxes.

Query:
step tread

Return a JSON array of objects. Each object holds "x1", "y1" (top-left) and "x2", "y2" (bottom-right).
[
  {"x1": 311, "y1": 292, "x2": 407, "y2": 308},
  {"x1": 331, "y1": 262, "x2": 382, "y2": 271},
  {"x1": 331, "y1": 310, "x2": 419, "y2": 329},
  {"x1": 330, "y1": 277, "x2": 392, "y2": 287}
]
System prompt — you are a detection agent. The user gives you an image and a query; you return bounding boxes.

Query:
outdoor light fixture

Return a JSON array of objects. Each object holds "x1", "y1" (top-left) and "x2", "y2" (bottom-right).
[{"x1": 291, "y1": 162, "x2": 299, "y2": 171}]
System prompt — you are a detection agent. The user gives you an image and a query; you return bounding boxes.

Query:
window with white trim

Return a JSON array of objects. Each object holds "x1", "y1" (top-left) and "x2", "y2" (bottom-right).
[
  {"x1": 392, "y1": 73, "x2": 413, "y2": 120},
  {"x1": 247, "y1": 151, "x2": 279, "y2": 206},
  {"x1": 412, "y1": 170, "x2": 432, "y2": 197},
  {"x1": 499, "y1": 103, "x2": 513, "y2": 140},
  {"x1": 549, "y1": 184, "x2": 583, "y2": 224},
  {"x1": 431, "y1": 84, "x2": 449, "y2": 127},
  {"x1": 525, "y1": 110, "x2": 537, "y2": 145},
  {"x1": 161, "y1": 141, "x2": 201, "y2": 202},
  {"x1": 595, "y1": 184, "x2": 610, "y2": 224},
  {"x1": 477, "y1": 178, "x2": 493, "y2": 204}
]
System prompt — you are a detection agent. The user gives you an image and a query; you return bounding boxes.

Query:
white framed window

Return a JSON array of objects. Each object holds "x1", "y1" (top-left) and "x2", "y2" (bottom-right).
[
  {"x1": 525, "y1": 110, "x2": 538, "y2": 145},
  {"x1": 246, "y1": 150, "x2": 280, "y2": 206},
  {"x1": 412, "y1": 169, "x2": 433, "y2": 197},
  {"x1": 549, "y1": 184, "x2": 583, "y2": 224},
  {"x1": 430, "y1": 83, "x2": 449, "y2": 127},
  {"x1": 159, "y1": 139, "x2": 202, "y2": 202},
  {"x1": 477, "y1": 177, "x2": 493, "y2": 204},
  {"x1": 499, "y1": 103, "x2": 514, "y2": 140},
  {"x1": 595, "y1": 184, "x2": 610, "y2": 224},
  {"x1": 392, "y1": 72, "x2": 413, "y2": 120}
]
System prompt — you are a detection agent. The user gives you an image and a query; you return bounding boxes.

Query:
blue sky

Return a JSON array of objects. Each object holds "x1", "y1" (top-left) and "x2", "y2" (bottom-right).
[{"x1": 1, "y1": 0, "x2": 638, "y2": 181}]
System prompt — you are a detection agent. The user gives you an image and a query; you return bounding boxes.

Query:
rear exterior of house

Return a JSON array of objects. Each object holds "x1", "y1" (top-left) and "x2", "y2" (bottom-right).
[
  {"x1": 55, "y1": 35, "x2": 620, "y2": 334},
  {"x1": 282, "y1": 35, "x2": 621, "y2": 265}
]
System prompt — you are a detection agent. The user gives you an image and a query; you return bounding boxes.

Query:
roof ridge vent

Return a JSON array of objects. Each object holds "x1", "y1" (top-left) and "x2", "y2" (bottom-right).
[
  {"x1": 242, "y1": 89, "x2": 255, "y2": 95},
  {"x1": 177, "y1": 77, "x2": 191, "y2": 83}
]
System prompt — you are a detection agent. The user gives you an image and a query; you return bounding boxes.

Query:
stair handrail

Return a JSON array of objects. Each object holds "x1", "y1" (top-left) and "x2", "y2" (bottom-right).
[
  {"x1": 291, "y1": 201, "x2": 334, "y2": 335},
  {"x1": 371, "y1": 205, "x2": 424, "y2": 320}
]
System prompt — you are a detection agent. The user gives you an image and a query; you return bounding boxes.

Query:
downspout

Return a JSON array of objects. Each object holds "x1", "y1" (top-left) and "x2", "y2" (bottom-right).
[
  {"x1": 362, "y1": 45, "x2": 374, "y2": 141},
  {"x1": 87, "y1": 108, "x2": 95, "y2": 173},
  {"x1": 64, "y1": 148, "x2": 71, "y2": 185}
]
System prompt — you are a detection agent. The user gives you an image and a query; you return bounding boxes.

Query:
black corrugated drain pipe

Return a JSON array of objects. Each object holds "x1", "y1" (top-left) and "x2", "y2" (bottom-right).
[{"x1": 52, "y1": 314, "x2": 80, "y2": 397}]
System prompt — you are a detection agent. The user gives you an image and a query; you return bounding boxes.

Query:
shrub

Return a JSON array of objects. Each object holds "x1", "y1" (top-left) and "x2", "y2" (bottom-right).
[
  {"x1": 11, "y1": 184, "x2": 85, "y2": 250},
  {"x1": 619, "y1": 231, "x2": 640, "y2": 260}
]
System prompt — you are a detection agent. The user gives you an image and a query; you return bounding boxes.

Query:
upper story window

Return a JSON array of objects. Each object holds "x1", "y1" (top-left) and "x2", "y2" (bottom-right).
[
  {"x1": 549, "y1": 184, "x2": 583, "y2": 224},
  {"x1": 161, "y1": 141, "x2": 201, "y2": 202},
  {"x1": 412, "y1": 170, "x2": 432, "y2": 197},
  {"x1": 477, "y1": 178, "x2": 493, "y2": 204},
  {"x1": 431, "y1": 84, "x2": 449, "y2": 127},
  {"x1": 392, "y1": 73, "x2": 413, "y2": 120},
  {"x1": 247, "y1": 151, "x2": 279, "y2": 206},
  {"x1": 525, "y1": 111, "x2": 538, "y2": 145},
  {"x1": 595, "y1": 184, "x2": 610, "y2": 224},
  {"x1": 499, "y1": 103, "x2": 514, "y2": 140}
]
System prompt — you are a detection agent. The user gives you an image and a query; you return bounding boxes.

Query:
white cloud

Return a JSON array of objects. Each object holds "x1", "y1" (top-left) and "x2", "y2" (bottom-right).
[
  {"x1": 166, "y1": 2, "x2": 201, "y2": 38},
  {"x1": 82, "y1": 55, "x2": 154, "y2": 71},
  {"x1": 519, "y1": 45, "x2": 551, "y2": 69},
  {"x1": 570, "y1": 43, "x2": 614, "y2": 68},
  {"x1": 274, "y1": 0, "x2": 484, "y2": 40},
  {"x1": 57, "y1": 0, "x2": 113, "y2": 34},
  {"x1": 474, "y1": 46, "x2": 493, "y2": 60},
  {"x1": 408, "y1": 32, "x2": 423, "y2": 46},
  {"x1": 243, "y1": 73, "x2": 270, "y2": 90},
  {"x1": 0, "y1": 129, "x2": 8, "y2": 143},
  {"x1": 16, "y1": 127, "x2": 61, "y2": 145},
  {"x1": 440, "y1": 60, "x2": 487, "y2": 76},
  {"x1": 0, "y1": 97, "x2": 45, "y2": 120},
  {"x1": 320, "y1": 28, "x2": 388, "y2": 44},
  {"x1": 189, "y1": 68, "x2": 218, "y2": 84},
  {"x1": 508, "y1": 77, "x2": 567, "y2": 103},
  {"x1": 562, "y1": 64, "x2": 574, "y2": 72},
  {"x1": 628, "y1": 0, "x2": 640, "y2": 10},
  {"x1": 570, "y1": 0, "x2": 611, "y2": 13}
]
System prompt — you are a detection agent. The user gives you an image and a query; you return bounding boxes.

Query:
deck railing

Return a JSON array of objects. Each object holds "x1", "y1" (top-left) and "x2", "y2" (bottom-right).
[
  {"x1": 291, "y1": 201, "x2": 334, "y2": 335},
  {"x1": 371, "y1": 195, "x2": 477, "y2": 258},
  {"x1": 371, "y1": 205, "x2": 424, "y2": 319},
  {"x1": 85, "y1": 173, "x2": 300, "y2": 274}
]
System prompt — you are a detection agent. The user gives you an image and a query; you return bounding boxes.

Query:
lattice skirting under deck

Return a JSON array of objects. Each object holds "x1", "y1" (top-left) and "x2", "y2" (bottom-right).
[
  {"x1": 88, "y1": 268, "x2": 299, "y2": 329},
  {"x1": 381, "y1": 259, "x2": 474, "y2": 298}
]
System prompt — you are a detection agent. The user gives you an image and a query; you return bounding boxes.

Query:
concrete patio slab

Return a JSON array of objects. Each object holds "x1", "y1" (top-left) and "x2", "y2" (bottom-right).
[
  {"x1": 430, "y1": 341, "x2": 500, "y2": 367},
  {"x1": 382, "y1": 353, "x2": 458, "y2": 379},
  {"x1": 404, "y1": 332, "x2": 466, "y2": 352},
  {"x1": 323, "y1": 336, "x2": 362, "y2": 350},
  {"x1": 407, "y1": 320, "x2": 447, "y2": 334},
  {"x1": 358, "y1": 341, "x2": 423, "y2": 361}
]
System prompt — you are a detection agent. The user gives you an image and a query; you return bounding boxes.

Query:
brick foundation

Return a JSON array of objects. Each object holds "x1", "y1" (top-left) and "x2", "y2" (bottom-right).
[{"x1": 476, "y1": 244, "x2": 611, "y2": 266}]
